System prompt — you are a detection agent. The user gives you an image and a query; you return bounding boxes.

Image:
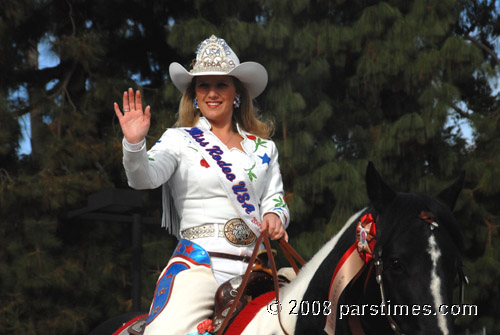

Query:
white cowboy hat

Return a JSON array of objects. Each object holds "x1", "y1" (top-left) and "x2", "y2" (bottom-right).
[{"x1": 169, "y1": 35, "x2": 268, "y2": 99}]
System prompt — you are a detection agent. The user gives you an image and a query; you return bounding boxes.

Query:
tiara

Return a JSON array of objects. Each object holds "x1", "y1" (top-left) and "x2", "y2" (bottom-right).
[{"x1": 190, "y1": 35, "x2": 238, "y2": 74}]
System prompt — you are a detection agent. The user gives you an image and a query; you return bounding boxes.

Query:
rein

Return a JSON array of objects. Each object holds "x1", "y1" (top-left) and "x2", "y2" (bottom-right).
[
  {"x1": 279, "y1": 238, "x2": 306, "y2": 274},
  {"x1": 217, "y1": 233, "x2": 305, "y2": 335}
]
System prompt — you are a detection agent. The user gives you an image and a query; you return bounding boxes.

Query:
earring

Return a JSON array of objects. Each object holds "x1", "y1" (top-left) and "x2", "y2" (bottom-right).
[
  {"x1": 193, "y1": 97, "x2": 199, "y2": 109},
  {"x1": 233, "y1": 95, "x2": 241, "y2": 108}
]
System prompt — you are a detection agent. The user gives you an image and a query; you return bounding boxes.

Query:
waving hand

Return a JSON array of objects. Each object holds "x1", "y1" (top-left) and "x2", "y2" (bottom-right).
[{"x1": 114, "y1": 88, "x2": 151, "y2": 144}]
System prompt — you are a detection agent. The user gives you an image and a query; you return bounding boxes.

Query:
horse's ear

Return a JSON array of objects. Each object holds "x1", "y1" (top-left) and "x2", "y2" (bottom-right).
[
  {"x1": 366, "y1": 162, "x2": 396, "y2": 214},
  {"x1": 436, "y1": 171, "x2": 465, "y2": 210}
]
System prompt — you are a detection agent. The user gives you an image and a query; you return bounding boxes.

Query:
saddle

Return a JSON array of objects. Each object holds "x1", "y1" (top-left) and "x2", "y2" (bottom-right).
[
  {"x1": 126, "y1": 319, "x2": 147, "y2": 335},
  {"x1": 211, "y1": 250, "x2": 296, "y2": 332},
  {"x1": 213, "y1": 235, "x2": 305, "y2": 335},
  {"x1": 119, "y1": 235, "x2": 304, "y2": 335}
]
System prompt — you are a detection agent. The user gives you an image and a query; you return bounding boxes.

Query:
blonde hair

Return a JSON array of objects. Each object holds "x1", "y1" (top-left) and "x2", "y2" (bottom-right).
[{"x1": 174, "y1": 77, "x2": 274, "y2": 139}]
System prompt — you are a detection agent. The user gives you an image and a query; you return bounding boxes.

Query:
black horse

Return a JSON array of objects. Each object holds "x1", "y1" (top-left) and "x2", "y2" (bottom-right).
[{"x1": 92, "y1": 163, "x2": 466, "y2": 335}]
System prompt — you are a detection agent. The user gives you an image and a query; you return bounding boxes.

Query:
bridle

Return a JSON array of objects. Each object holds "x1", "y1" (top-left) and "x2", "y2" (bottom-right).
[
  {"x1": 373, "y1": 247, "x2": 403, "y2": 334},
  {"x1": 371, "y1": 212, "x2": 469, "y2": 335}
]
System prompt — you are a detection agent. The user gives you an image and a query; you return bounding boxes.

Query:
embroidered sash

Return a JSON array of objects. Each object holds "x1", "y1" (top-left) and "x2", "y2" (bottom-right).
[{"x1": 179, "y1": 127, "x2": 262, "y2": 236}]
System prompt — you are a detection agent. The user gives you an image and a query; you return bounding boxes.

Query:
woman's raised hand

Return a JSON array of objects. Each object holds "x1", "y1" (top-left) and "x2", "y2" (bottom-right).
[{"x1": 114, "y1": 88, "x2": 151, "y2": 144}]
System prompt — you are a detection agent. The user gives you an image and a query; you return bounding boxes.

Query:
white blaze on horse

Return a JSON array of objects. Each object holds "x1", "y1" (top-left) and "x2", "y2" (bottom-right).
[{"x1": 92, "y1": 162, "x2": 466, "y2": 335}]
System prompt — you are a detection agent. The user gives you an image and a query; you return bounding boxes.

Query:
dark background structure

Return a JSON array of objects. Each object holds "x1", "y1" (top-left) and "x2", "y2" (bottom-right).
[{"x1": 1, "y1": 0, "x2": 499, "y2": 333}]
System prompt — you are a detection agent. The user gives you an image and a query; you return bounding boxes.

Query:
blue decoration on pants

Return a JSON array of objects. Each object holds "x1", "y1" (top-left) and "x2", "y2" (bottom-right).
[{"x1": 146, "y1": 239, "x2": 211, "y2": 325}]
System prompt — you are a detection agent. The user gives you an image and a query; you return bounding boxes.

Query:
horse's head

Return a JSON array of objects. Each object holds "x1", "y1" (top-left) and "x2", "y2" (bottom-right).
[{"x1": 365, "y1": 162, "x2": 465, "y2": 335}]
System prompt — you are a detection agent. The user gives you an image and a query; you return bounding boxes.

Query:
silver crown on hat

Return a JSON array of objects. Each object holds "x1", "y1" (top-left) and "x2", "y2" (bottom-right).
[{"x1": 190, "y1": 35, "x2": 238, "y2": 74}]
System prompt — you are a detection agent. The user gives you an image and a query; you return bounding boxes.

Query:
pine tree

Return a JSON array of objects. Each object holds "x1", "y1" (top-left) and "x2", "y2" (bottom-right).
[
  {"x1": 452, "y1": 0, "x2": 500, "y2": 332},
  {"x1": 1, "y1": 0, "x2": 499, "y2": 333},
  {"x1": 0, "y1": 1, "x2": 185, "y2": 333}
]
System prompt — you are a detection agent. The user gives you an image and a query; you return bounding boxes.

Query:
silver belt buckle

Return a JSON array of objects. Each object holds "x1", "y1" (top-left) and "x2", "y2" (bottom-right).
[{"x1": 223, "y1": 218, "x2": 256, "y2": 246}]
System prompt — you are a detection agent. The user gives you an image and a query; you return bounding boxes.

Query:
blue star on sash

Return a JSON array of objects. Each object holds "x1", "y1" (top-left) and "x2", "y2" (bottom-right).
[{"x1": 259, "y1": 153, "x2": 271, "y2": 165}]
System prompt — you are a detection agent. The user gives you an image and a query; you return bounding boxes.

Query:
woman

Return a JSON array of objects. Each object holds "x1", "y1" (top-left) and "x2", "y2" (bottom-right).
[{"x1": 114, "y1": 35, "x2": 289, "y2": 335}]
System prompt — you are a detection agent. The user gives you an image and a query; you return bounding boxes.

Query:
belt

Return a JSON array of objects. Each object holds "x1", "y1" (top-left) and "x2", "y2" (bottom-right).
[
  {"x1": 181, "y1": 223, "x2": 224, "y2": 240},
  {"x1": 208, "y1": 252, "x2": 251, "y2": 263},
  {"x1": 181, "y1": 218, "x2": 257, "y2": 246}
]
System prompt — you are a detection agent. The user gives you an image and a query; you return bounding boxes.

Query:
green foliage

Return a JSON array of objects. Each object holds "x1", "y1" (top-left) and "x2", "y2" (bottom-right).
[
  {"x1": 0, "y1": 0, "x2": 499, "y2": 333},
  {"x1": 0, "y1": 93, "x2": 20, "y2": 166}
]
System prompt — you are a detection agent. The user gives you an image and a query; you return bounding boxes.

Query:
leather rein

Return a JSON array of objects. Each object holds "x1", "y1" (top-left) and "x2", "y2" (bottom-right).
[{"x1": 216, "y1": 232, "x2": 305, "y2": 335}]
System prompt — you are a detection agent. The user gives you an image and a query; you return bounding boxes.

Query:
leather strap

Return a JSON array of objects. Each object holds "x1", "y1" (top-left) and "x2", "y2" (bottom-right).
[
  {"x1": 217, "y1": 232, "x2": 266, "y2": 335},
  {"x1": 374, "y1": 248, "x2": 404, "y2": 335},
  {"x1": 278, "y1": 238, "x2": 306, "y2": 274},
  {"x1": 208, "y1": 252, "x2": 251, "y2": 263},
  {"x1": 216, "y1": 232, "x2": 290, "y2": 335},
  {"x1": 263, "y1": 233, "x2": 290, "y2": 335}
]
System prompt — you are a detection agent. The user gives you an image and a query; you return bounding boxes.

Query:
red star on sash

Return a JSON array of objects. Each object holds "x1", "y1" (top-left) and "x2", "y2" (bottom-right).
[
  {"x1": 166, "y1": 273, "x2": 173, "y2": 279},
  {"x1": 184, "y1": 243, "x2": 195, "y2": 255},
  {"x1": 175, "y1": 244, "x2": 182, "y2": 253}
]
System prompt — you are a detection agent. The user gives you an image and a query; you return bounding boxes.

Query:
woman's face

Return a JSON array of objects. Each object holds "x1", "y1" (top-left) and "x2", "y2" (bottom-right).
[{"x1": 195, "y1": 75, "x2": 237, "y2": 126}]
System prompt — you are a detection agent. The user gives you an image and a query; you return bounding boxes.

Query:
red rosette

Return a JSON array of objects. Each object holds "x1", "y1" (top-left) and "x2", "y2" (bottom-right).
[{"x1": 356, "y1": 213, "x2": 377, "y2": 263}]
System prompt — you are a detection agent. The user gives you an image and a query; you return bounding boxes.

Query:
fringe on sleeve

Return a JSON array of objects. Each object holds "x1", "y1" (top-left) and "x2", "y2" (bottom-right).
[{"x1": 162, "y1": 183, "x2": 180, "y2": 239}]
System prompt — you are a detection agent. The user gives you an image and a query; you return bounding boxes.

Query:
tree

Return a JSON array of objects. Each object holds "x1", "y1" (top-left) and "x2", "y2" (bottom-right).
[
  {"x1": 0, "y1": 1, "x2": 184, "y2": 333},
  {"x1": 452, "y1": 0, "x2": 500, "y2": 331},
  {"x1": 0, "y1": 0, "x2": 498, "y2": 333}
]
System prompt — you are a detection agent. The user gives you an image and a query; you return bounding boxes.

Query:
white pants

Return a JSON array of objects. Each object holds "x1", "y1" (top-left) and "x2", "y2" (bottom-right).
[{"x1": 143, "y1": 239, "x2": 251, "y2": 335}]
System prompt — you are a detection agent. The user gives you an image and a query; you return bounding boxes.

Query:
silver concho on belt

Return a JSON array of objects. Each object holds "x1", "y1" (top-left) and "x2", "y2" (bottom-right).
[{"x1": 224, "y1": 218, "x2": 256, "y2": 246}]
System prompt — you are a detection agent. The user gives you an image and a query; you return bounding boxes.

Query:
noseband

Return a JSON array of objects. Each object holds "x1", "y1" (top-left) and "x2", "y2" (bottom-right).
[{"x1": 372, "y1": 212, "x2": 469, "y2": 335}]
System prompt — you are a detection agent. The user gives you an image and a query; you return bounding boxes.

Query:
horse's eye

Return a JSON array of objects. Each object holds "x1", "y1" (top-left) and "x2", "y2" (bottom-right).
[{"x1": 388, "y1": 258, "x2": 404, "y2": 274}]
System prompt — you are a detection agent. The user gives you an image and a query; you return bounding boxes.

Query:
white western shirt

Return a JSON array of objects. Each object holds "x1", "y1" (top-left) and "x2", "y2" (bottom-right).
[{"x1": 122, "y1": 117, "x2": 289, "y2": 280}]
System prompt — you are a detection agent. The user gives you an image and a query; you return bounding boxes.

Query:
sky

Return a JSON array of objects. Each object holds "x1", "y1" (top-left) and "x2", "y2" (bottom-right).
[{"x1": 17, "y1": 39, "x2": 60, "y2": 156}]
